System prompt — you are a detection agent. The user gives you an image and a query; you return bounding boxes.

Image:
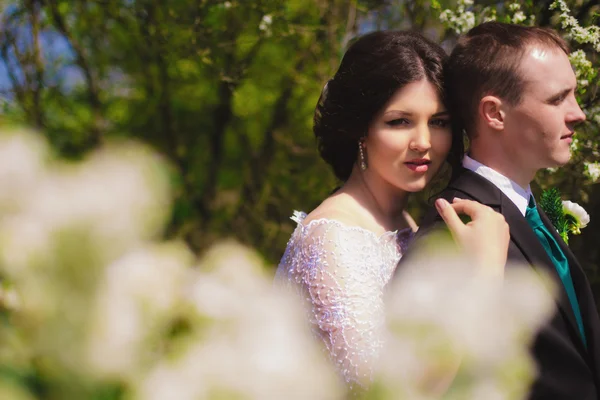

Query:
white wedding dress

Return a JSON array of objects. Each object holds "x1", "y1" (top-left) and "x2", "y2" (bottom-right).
[{"x1": 275, "y1": 211, "x2": 414, "y2": 388}]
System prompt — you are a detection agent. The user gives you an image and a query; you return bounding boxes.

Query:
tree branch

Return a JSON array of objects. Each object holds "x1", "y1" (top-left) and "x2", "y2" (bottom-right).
[
  {"x1": 26, "y1": 0, "x2": 45, "y2": 128},
  {"x1": 46, "y1": 0, "x2": 103, "y2": 147},
  {"x1": 1, "y1": 63, "x2": 28, "y2": 117},
  {"x1": 341, "y1": 1, "x2": 358, "y2": 49},
  {"x1": 233, "y1": 55, "x2": 308, "y2": 227},
  {"x1": 197, "y1": 80, "x2": 234, "y2": 223},
  {"x1": 153, "y1": 2, "x2": 189, "y2": 177}
]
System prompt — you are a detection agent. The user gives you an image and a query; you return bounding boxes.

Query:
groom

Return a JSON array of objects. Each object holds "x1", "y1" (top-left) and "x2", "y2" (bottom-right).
[{"x1": 406, "y1": 22, "x2": 600, "y2": 399}]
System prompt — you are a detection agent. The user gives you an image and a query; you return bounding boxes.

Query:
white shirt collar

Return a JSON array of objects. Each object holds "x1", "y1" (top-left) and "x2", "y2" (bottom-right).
[{"x1": 462, "y1": 155, "x2": 532, "y2": 216}]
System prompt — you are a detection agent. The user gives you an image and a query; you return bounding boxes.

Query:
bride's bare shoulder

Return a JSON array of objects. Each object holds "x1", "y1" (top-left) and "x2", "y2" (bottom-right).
[{"x1": 302, "y1": 193, "x2": 374, "y2": 231}]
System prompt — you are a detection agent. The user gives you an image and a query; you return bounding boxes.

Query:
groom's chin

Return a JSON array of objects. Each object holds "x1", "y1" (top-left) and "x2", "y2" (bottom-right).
[
  {"x1": 553, "y1": 156, "x2": 571, "y2": 168},
  {"x1": 547, "y1": 152, "x2": 573, "y2": 169}
]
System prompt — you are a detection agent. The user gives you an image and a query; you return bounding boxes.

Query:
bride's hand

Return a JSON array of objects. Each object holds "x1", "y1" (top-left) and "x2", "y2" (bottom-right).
[{"x1": 435, "y1": 197, "x2": 509, "y2": 277}]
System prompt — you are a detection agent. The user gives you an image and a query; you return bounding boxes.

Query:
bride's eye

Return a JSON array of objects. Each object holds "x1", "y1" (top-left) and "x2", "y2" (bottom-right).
[
  {"x1": 430, "y1": 118, "x2": 450, "y2": 128},
  {"x1": 386, "y1": 118, "x2": 410, "y2": 126}
]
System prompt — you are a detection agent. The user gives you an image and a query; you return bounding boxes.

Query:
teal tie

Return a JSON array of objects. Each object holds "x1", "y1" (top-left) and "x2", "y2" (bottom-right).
[{"x1": 525, "y1": 196, "x2": 587, "y2": 347}]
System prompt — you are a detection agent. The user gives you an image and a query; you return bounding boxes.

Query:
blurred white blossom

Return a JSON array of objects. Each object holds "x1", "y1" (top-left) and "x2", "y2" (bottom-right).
[
  {"x1": 376, "y1": 250, "x2": 556, "y2": 400},
  {"x1": 86, "y1": 242, "x2": 193, "y2": 378},
  {"x1": 512, "y1": 11, "x2": 526, "y2": 24},
  {"x1": 0, "y1": 140, "x2": 172, "y2": 277},
  {"x1": 259, "y1": 14, "x2": 273, "y2": 35},
  {"x1": 28, "y1": 143, "x2": 171, "y2": 248},
  {"x1": 0, "y1": 128, "x2": 344, "y2": 399},
  {"x1": 585, "y1": 162, "x2": 600, "y2": 181},
  {"x1": 0, "y1": 129, "x2": 47, "y2": 212},
  {"x1": 135, "y1": 241, "x2": 344, "y2": 400},
  {"x1": 508, "y1": 2, "x2": 520, "y2": 11},
  {"x1": 0, "y1": 284, "x2": 20, "y2": 310}
]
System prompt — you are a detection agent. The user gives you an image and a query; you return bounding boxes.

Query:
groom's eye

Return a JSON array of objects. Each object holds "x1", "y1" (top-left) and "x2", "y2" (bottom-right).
[{"x1": 547, "y1": 89, "x2": 570, "y2": 105}]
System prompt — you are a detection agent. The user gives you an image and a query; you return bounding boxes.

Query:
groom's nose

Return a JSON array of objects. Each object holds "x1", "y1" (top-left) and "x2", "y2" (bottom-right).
[{"x1": 566, "y1": 95, "x2": 586, "y2": 125}]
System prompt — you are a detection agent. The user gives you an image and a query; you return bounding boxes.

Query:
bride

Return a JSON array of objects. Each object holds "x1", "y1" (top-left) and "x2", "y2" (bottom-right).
[{"x1": 275, "y1": 30, "x2": 509, "y2": 389}]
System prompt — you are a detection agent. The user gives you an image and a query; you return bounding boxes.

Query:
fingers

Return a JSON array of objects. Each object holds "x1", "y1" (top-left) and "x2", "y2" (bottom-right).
[
  {"x1": 448, "y1": 198, "x2": 493, "y2": 219},
  {"x1": 448, "y1": 198, "x2": 508, "y2": 235},
  {"x1": 435, "y1": 197, "x2": 509, "y2": 275},
  {"x1": 435, "y1": 198, "x2": 465, "y2": 236}
]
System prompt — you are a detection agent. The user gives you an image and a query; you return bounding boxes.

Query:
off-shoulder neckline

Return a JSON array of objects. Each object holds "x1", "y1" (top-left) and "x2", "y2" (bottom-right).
[{"x1": 290, "y1": 210, "x2": 415, "y2": 242}]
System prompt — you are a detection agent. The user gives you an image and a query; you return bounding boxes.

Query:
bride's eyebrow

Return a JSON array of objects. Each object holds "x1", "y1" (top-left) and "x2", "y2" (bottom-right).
[
  {"x1": 382, "y1": 110, "x2": 449, "y2": 117},
  {"x1": 383, "y1": 110, "x2": 413, "y2": 117}
]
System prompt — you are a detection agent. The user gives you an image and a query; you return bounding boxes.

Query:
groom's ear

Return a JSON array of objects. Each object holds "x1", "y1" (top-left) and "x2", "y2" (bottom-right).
[{"x1": 479, "y1": 95, "x2": 504, "y2": 131}]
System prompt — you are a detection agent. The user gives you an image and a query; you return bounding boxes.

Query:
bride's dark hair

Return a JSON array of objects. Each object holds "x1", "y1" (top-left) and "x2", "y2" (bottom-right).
[{"x1": 314, "y1": 30, "x2": 463, "y2": 182}]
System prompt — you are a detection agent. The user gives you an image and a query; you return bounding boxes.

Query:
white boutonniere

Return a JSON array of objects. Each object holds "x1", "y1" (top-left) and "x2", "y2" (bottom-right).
[
  {"x1": 562, "y1": 200, "x2": 590, "y2": 235},
  {"x1": 540, "y1": 188, "x2": 590, "y2": 244}
]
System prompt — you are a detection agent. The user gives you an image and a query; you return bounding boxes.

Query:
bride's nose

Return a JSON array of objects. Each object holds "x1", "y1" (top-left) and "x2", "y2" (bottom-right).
[{"x1": 409, "y1": 125, "x2": 431, "y2": 152}]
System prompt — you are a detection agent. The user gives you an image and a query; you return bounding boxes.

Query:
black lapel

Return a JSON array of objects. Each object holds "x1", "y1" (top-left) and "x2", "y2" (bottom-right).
[
  {"x1": 447, "y1": 168, "x2": 503, "y2": 207},
  {"x1": 538, "y1": 206, "x2": 595, "y2": 355},
  {"x1": 448, "y1": 169, "x2": 580, "y2": 339}
]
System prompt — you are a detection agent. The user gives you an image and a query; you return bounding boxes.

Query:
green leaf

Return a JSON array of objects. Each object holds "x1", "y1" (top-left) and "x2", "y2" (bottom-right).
[{"x1": 540, "y1": 188, "x2": 569, "y2": 242}]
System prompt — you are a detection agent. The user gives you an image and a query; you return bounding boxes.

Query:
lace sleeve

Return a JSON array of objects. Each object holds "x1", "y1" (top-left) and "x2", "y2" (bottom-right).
[{"x1": 277, "y1": 219, "x2": 400, "y2": 388}]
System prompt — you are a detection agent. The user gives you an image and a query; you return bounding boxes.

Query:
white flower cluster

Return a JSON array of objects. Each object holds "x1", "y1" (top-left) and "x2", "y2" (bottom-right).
[
  {"x1": 438, "y1": 0, "x2": 536, "y2": 32},
  {"x1": 512, "y1": 11, "x2": 527, "y2": 24},
  {"x1": 583, "y1": 103, "x2": 600, "y2": 126},
  {"x1": 586, "y1": 105, "x2": 600, "y2": 126},
  {"x1": 585, "y1": 162, "x2": 600, "y2": 182},
  {"x1": 569, "y1": 49, "x2": 596, "y2": 88},
  {"x1": 439, "y1": 0, "x2": 476, "y2": 34},
  {"x1": 507, "y1": 2, "x2": 520, "y2": 11},
  {"x1": 570, "y1": 136, "x2": 580, "y2": 152},
  {"x1": 507, "y1": 3, "x2": 527, "y2": 24},
  {"x1": 259, "y1": 14, "x2": 273, "y2": 35},
  {"x1": 550, "y1": 0, "x2": 600, "y2": 52}
]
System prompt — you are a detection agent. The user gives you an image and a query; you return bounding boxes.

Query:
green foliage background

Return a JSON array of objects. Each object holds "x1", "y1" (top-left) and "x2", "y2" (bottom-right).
[{"x1": 1, "y1": 0, "x2": 599, "y2": 298}]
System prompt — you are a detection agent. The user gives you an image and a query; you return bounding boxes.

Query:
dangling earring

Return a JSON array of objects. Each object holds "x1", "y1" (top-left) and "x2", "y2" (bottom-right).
[{"x1": 359, "y1": 140, "x2": 367, "y2": 171}]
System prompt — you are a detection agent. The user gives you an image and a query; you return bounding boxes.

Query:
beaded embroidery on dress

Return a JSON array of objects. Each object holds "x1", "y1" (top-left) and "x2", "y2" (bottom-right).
[{"x1": 275, "y1": 211, "x2": 414, "y2": 388}]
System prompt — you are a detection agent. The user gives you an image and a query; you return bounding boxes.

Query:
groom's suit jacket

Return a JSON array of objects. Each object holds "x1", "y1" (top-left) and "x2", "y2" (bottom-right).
[{"x1": 399, "y1": 168, "x2": 600, "y2": 400}]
